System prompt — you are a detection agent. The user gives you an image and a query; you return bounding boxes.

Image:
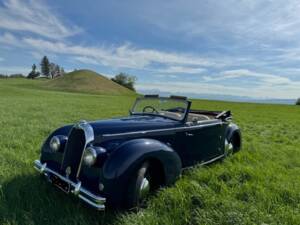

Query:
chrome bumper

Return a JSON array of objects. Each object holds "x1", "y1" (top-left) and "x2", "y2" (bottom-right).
[{"x1": 34, "y1": 160, "x2": 106, "y2": 210}]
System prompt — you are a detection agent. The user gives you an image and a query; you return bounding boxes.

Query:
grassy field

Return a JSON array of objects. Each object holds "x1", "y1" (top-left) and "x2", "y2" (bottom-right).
[{"x1": 0, "y1": 78, "x2": 300, "y2": 225}]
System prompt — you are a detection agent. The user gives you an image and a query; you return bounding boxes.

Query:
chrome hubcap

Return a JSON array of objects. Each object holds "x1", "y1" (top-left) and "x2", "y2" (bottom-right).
[
  {"x1": 139, "y1": 177, "x2": 150, "y2": 199},
  {"x1": 225, "y1": 139, "x2": 233, "y2": 156}
]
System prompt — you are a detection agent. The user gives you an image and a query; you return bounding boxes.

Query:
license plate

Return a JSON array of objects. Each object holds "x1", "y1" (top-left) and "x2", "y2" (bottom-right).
[{"x1": 51, "y1": 175, "x2": 70, "y2": 193}]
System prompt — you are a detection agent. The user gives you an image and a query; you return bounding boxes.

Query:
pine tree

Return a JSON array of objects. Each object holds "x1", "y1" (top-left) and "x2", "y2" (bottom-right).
[
  {"x1": 40, "y1": 56, "x2": 50, "y2": 78},
  {"x1": 296, "y1": 98, "x2": 300, "y2": 105}
]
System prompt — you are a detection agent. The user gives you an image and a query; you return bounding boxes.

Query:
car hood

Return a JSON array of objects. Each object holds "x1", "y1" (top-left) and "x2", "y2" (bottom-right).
[{"x1": 89, "y1": 115, "x2": 181, "y2": 135}]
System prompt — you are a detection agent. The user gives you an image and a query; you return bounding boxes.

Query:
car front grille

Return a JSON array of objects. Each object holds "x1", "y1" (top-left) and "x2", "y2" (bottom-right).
[{"x1": 61, "y1": 121, "x2": 94, "y2": 180}]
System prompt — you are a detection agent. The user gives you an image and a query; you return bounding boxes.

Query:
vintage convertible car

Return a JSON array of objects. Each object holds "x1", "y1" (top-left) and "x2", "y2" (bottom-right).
[{"x1": 34, "y1": 95, "x2": 241, "y2": 210}]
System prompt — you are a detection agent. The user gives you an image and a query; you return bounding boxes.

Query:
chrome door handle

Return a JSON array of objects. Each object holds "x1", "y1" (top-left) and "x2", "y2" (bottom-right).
[{"x1": 185, "y1": 132, "x2": 194, "y2": 137}]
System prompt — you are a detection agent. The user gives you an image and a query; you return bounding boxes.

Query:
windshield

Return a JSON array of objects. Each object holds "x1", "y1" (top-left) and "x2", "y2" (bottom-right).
[{"x1": 131, "y1": 97, "x2": 189, "y2": 121}]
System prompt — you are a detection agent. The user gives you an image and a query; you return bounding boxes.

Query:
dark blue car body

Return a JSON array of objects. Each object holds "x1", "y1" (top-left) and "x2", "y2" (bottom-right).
[{"x1": 34, "y1": 95, "x2": 241, "y2": 210}]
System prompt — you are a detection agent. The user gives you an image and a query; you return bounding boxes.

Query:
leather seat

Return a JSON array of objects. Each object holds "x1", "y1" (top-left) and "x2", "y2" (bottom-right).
[{"x1": 187, "y1": 113, "x2": 211, "y2": 123}]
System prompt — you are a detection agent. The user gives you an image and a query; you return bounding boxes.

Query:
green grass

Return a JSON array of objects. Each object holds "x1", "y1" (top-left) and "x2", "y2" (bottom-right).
[{"x1": 0, "y1": 79, "x2": 300, "y2": 225}]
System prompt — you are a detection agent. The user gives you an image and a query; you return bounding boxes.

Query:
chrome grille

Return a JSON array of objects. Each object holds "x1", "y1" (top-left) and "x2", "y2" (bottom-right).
[{"x1": 61, "y1": 121, "x2": 94, "y2": 180}]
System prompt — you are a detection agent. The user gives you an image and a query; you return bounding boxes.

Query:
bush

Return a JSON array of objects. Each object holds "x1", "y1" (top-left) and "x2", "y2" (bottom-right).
[
  {"x1": 111, "y1": 73, "x2": 136, "y2": 91},
  {"x1": 296, "y1": 98, "x2": 300, "y2": 105}
]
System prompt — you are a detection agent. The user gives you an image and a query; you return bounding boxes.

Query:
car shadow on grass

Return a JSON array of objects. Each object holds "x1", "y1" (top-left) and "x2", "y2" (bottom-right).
[{"x1": 0, "y1": 174, "x2": 121, "y2": 225}]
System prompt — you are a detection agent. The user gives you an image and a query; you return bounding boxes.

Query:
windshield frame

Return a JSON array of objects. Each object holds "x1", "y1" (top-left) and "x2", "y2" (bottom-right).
[{"x1": 130, "y1": 96, "x2": 191, "y2": 122}]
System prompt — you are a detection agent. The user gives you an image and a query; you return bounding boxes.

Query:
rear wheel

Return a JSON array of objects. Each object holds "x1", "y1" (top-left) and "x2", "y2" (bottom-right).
[{"x1": 126, "y1": 161, "x2": 157, "y2": 209}]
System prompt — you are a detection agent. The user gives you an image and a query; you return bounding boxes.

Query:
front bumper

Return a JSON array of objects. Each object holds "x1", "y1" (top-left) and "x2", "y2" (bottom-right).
[{"x1": 34, "y1": 160, "x2": 106, "y2": 210}]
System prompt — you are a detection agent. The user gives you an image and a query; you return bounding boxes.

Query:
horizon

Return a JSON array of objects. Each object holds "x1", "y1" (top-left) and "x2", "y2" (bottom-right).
[{"x1": 0, "y1": 0, "x2": 300, "y2": 100}]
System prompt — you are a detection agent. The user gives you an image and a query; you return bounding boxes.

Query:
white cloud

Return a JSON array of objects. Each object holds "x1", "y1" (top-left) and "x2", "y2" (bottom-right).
[
  {"x1": 18, "y1": 36, "x2": 217, "y2": 70},
  {"x1": 73, "y1": 56, "x2": 101, "y2": 65},
  {"x1": 0, "y1": 0, "x2": 81, "y2": 39},
  {"x1": 220, "y1": 69, "x2": 292, "y2": 85},
  {"x1": 137, "y1": 80, "x2": 300, "y2": 99},
  {"x1": 157, "y1": 66, "x2": 206, "y2": 74},
  {"x1": 140, "y1": 0, "x2": 300, "y2": 44},
  {"x1": 0, "y1": 32, "x2": 23, "y2": 47}
]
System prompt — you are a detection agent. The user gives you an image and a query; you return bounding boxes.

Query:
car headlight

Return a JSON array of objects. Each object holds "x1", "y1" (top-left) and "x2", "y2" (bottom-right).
[
  {"x1": 83, "y1": 147, "x2": 98, "y2": 166},
  {"x1": 50, "y1": 136, "x2": 61, "y2": 152},
  {"x1": 49, "y1": 135, "x2": 67, "y2": 152}
]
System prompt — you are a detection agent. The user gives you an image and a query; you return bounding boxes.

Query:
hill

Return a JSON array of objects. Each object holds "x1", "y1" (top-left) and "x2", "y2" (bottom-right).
[{"x1": 41, "y1": 69, "x2": 135, "y2": 96}]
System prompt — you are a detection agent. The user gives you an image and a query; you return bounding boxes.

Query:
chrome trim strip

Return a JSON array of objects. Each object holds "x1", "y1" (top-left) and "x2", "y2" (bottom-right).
[
  {"x1": 200, "y1": 154, "x2": 225, "y2": 165},
  {"x1": 182, "y1": 154, "x2": 225, "y2": 171},
  {"x1": 102, "y1": 121, "x2": 222, "y2": 138},
  {"x1": 34, "y1": 160, "x2": 105, "y2": 210}
]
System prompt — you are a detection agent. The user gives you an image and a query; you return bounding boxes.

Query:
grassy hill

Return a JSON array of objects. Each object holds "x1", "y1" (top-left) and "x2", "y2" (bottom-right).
[
  {"x1": 0, "y1": 79, "x2": 300, "y2": 225},
  {"x1": 5, "y1": 69, "x2": 136, "y2": 96},
  {"x1": 42, "y1": 69, "x2": 135, "y2": 95}
]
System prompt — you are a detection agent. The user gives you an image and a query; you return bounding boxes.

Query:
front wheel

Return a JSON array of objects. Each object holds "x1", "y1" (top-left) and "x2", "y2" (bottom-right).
[
  {"x1": 126, "y1": 161, "x2": 155, "y2": 209},
  {"x1": 225, "y1": 132, "x2": 241, "y2": 156}
]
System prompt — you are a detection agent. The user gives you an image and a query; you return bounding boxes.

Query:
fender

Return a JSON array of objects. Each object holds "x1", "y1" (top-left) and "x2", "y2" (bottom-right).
[
  {"x1": 225, "y1": 123, "x2": 242, "y2": 151},
  {"x1": 102, "y1": 138, "x2": 182, "y2": 185},
  {"x1": 40, "y1": 125, "x2": 73, "y2": 162}
]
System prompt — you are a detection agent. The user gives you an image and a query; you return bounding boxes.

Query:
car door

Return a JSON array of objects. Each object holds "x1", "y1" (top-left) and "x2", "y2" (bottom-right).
[{"x1": 176, "y1": 123, "x2": 225, "y2": 167}]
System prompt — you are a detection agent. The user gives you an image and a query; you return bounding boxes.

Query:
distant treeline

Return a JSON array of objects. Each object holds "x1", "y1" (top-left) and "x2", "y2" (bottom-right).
[
  {"x1": 0, "y1": 74, "x2": 25, "y2": 78},
  {"x1": 27, "y1": 56, "x2": 65, "y2": 79},
  {"x1": 0, "y1": 56, "x2": 65, "y2": 80}
]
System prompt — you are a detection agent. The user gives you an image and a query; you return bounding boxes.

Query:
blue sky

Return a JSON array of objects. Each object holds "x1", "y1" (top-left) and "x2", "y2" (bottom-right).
[{"x1": 0, "y1": 0, "x2": 300, "y2": 99}]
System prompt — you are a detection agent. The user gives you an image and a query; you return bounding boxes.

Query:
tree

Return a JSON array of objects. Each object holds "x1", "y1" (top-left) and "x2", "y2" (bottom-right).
[
  {"x1": 54, "y1": 65, "x2": 60, "y2": 77},
  {"x1": 111, "y1": 73, "x2": 137, "y2": 91},
  {"x1": 40, "y1": 56, "x2": 50, "y2": 77},
  {"x1": 296, "y1": 98, "x2": 300, "y2": 105},
  {"x1": 27, "y1": 64, "x2": 40, "y2": 79},
  {"x1": 49, "y1": 63, "x2": 57, "y2": 79}
]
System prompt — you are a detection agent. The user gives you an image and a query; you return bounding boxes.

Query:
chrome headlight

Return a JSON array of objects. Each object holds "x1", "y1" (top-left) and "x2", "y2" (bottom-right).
[
  {"x1": 50, "y1": 136, "x2": 61, "y2": 152},
  {"x1": 49, "y1": 135, "x2": 67, "y2": 152},
  {"x1": 83, "y1": 147, "x2": 98, "y2": 167}
]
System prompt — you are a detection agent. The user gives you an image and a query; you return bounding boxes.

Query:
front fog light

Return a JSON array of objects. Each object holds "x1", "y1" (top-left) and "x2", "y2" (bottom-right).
[
  {"x1": 50, "y1": 136, "x2": 60, "y2": 152},
  {"x1": 83, "y1": 147, "x2": 97, "y2": 166}
]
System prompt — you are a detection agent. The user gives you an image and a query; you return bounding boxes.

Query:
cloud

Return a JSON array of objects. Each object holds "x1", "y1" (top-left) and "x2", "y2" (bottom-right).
[
  {"x1": 140, "y1": 0, "x2": 300, "y2": 44},
  {"x1": 1, "y1": 32, "x2": 299, "y2": 99},
  {"x1": 219, "y1": 69, "x2": 292, "y2": 85},
  {"x1": 0, "y1": 0, "x2": 81, "y2": 39},
  {"x1": 157, "y1": 66, "x2": 206, "y2": 74},
  {"x1": 0, "y1": 32, "x2": 23, "y2": 47},
  {"x1": 137, "y1": 80, "x2": 300, "y2": 99},
  {"x1": 17, "y1": 36, "x2": 217, "y2": 70},
  {"x1": 73, "y1": 56, "x2": 100, "y2": 65}
]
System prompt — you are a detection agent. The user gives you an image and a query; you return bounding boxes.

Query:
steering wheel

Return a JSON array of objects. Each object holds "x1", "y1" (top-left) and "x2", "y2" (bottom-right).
[{"x1": 142, "y1": 106, "x2": 158, "y2": 114}]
